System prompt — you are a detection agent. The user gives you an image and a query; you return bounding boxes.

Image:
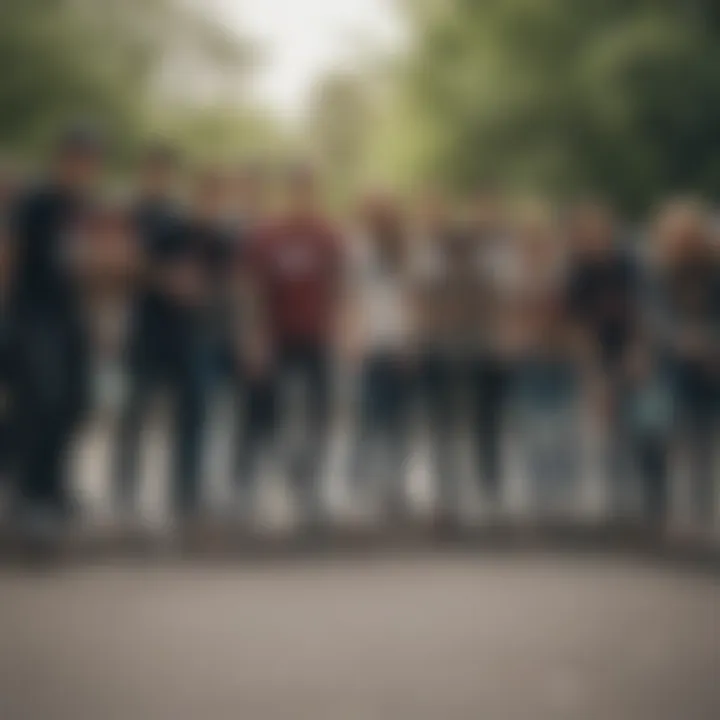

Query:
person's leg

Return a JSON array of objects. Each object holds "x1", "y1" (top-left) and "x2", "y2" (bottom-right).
[
  {"x1": 687, "y1": 405, "x2": 716, "y2": 528},
  {"x1": 40, "y1": 421, "x2": 73, "y2": 518},
  {"x1": 473, "y1": 357, "x2": 508, "y2": 507},
  {"x1": 293, "y1": 346, "x2": 332, "y2": 523},
  {"x1": 113, "y1": 327, "x2": 157, "y2": 515},
  {"x1": 234, "y1": 372, "x2": 277, "y2": 514},
  {"x1": 420, "y1": 352, "x2": 457, "y2": 519},
  {"x1": 12, "y1": 315, "x2": 87, "y2": 529},
  {"x1": 637, "y1": 434, "x2": 669, "y2": 526},
  {"x1": 57, "y1": 319, "x2": 91, "y2": 518},
  {"x1": 14, "y1": 320, "x2": 58, "y2": 508},
  {"x1": 546, "y1": 364, "x2": 581, "y2": 517},
  {"x1": 170, "y1": 335, "x2": 207, "y2": 520},
  {"x1": 673, "y1": 368, "x2": 715, "y2": 528},
  {"x1": 348, "y1": 356, "x2": 384, "y2": 500},
  {"x1": 380, "y1": 358, "x2": 413, "y2": 517},
  {"x1": 512, "y1": 361, "x2": 545, "y2": 515},
  {"x1": 16, "y1": 416, "x2": 54, "y2": 512},
  {"x1": 13, "y1": 322, "x2": 45, "y2": 512},
  {"x1": 605, "y1": 369, "x2": 634, "y2": 519}
]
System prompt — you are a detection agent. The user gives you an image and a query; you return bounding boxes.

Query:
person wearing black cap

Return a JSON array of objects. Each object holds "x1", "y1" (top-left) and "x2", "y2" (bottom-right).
[{"x1": 8, "y1": 125, "x2": 104, "y2": 530}]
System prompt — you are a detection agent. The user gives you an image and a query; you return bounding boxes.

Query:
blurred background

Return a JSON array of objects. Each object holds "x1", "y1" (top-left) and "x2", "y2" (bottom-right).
[
  {"x1": 0, "y1": 4, "x2": 719, "y2": 720},
  {"x1": 3, "y1": 0, "x2": 720, "y2": 210}
]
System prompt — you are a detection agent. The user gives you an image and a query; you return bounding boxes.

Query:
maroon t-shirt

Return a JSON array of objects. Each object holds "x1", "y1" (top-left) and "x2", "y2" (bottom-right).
[{"x1": 250, "y1": 214, "x2": 343, "y2": 346}]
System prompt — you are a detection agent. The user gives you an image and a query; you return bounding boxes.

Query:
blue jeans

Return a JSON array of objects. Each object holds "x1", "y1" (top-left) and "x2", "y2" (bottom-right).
[
  {"x1": 513, "y1": 359, "x2": 579, "y2": 515},
  {"x1": 350, "y1": 353, "x2": 413, "y2": 510}
]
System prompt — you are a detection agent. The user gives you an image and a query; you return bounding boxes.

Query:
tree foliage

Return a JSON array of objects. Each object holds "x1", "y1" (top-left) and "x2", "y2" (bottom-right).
[
  {"x1": 395, "y1": 0, "x2": 720, "y2": 210},
  {"x1": 0, "y1": 0, "x2": 259, "y2": 161}
]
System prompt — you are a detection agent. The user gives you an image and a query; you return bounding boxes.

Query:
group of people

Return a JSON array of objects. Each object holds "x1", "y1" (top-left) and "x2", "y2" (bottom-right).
[{"x1": 0, "y1": 127, "x2": 718, "y2": 537}]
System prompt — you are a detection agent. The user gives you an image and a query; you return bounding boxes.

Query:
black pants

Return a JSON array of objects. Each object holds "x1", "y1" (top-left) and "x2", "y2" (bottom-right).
[
  {"x1": 419, "y1": 352, "x2": 510, "y2": 514},
  {"x1": 12, "y1": 311, "x2": 89, "y2": 515},
  {"x1": 419, "y1": 352, "x2": 461, "y2": 513},
  {"x1": 115, "y1": 314, "x2": 206, "y2": 518},
  {"x1": 674, "y1": 365, "x2": 718, "y2": 526},
  {"x1": 349, "y1": 353, "x2": 413, "y2": 511},
  {"x1": 635, "y1": 435, "x2": 669, "y2": 524},
  {"x1": 512, "y1": 358, "x2": 580, "y2": 516},
  {"x1": 472, "y1": 357, "x2": 510, "y2": 503},
  {"x1": 0, "y1": 323, "x2": 14, "y2": 485},
  {"x1": 236, "y1": 342, "x2": 331, "y2": 516}
]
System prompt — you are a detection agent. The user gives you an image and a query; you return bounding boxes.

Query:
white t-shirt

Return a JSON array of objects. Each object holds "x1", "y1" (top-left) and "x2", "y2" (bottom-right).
[{"x1": 351, "y1": 233, "x2": 412, "y2": 352}]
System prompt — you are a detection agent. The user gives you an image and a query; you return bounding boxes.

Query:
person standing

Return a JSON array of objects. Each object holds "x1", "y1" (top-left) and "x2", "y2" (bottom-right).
[
  {"x1": 347, "y1": 194, "x2": 414, "y2": 517},
  {"x1": 115, "y1": 153, "x2": 231, "y2": 522},
  {"x1": 565, "y1": 200, "x2": 642, "y2": 518},
  {"x1": 411, "y1": 194, "x2": 488, "y2": 526},
  {"x1": 648, "y1": 200, "x2": 719, "y2": 528},
  {"x1": 409, "y1": 193, "x2": 460, "y2": 523},
  {"x1": 239, "y1": 165, "x2": 344, "y2": 527},
  {"x1": 504, "y1": 206, "x2": 581, "y2": 518},
  {"x1": 411, "y1": 194, "x2": 505, "y2": 525},
  {"x1": 467, "y1": 190, "x2": 513, "y2": 513},
  {"x1": 115, "y1": 145, "x2": 183, "y2": 519},
  {"x1": 9, "y1": 127, "x2": 104, "y2": 531}
]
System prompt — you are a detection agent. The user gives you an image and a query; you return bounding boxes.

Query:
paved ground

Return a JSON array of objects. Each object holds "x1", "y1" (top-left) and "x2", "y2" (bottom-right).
[{"x1": 0, "y1": 554, "x2": 718, "y2": 719}]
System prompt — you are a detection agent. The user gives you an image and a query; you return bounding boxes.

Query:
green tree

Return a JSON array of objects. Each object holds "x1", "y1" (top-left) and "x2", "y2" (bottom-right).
[
  {"x1": 0, "y1": 0, "x2": 254, "y2": 161},
  {"x1": 394, "y1": 0, "x2": 720, "y2": 210},
  {"x1": 305, "y1": 72, "x2": 373, "y2": 205}
]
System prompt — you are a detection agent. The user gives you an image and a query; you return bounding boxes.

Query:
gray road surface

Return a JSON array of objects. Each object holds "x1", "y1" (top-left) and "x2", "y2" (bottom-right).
[{"x1": 0, "y1": 555, "x2": 718, "y2": 720}]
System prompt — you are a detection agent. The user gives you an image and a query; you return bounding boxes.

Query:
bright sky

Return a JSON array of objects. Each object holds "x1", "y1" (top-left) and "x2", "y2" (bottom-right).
[{"x1": 216, "y1": 0, "x2": 404, "y2": 119}]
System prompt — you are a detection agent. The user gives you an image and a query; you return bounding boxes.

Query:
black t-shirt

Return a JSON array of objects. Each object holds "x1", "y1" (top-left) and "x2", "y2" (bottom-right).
[
  {"x1": 567, "y1": 250, "x2": 639, "y2": 366},
  {"x1": 185, "y1": 218, "x2": 237, "y2": 287},
  {"x1": 134, "y1": 202, "x2": 237, "y2": 331},
  {"x1": 133, "y1": 197, "x2": 183, "y2": 325},
  {"x1": 10, "y1": 184, "x2": 84, "y2": 317}
]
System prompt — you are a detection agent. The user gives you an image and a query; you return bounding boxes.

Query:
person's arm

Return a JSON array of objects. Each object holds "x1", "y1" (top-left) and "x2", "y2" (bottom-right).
[{"x1": 235, "y1": 233, "x2": 271, "y2": 377}]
